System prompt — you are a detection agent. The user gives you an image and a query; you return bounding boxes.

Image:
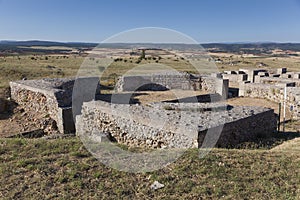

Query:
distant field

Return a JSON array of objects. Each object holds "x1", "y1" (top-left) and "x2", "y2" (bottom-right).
[
  {"x1": 211, "y1": 54, "x2": 300, "y2": 72},
  {"x1": 0, "y1": 51, "x2": 218, "y2": 89},
  {"x1": 1, "y1": 49, "x2": 300, "y2": 88},
  {"x1": 17, "y1": 46, "x2": 76, "y2": 51},
  {"x1": 0, "y1": 54, "x2": 83, "y2": 88}
]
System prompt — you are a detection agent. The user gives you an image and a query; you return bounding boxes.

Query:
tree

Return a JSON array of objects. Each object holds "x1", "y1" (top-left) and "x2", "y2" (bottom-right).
[{"x1": 140, "y1": 49, "x2": 146, "y2": 60}]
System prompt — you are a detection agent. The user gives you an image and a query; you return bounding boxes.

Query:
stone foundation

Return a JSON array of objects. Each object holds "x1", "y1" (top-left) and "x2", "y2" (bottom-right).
[
  {"x1": 10, "y1": 77, "x2": 101, "y2": 134},
  {"x1": 239, "y1": 82, "x2": 300, "y2": 119},
  {"x1": 76, "y1": 101, "x2": 277, "y2": 148}
]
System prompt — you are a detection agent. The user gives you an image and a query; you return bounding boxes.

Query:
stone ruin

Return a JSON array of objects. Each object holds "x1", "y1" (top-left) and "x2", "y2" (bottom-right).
[
  {"x1": 10, "y1": 77, "x2": 101, "y2": 134},
  {"x1": 74, "y1": 71, "x2": 276, "y2": 148},
  {"x1": 8, "y1": 71, "x2": 278, "y2": 148},
  {"x1": 76, "y1": 101, "x2": 276, "y2": 148},
  {"x1": 116, "y1": 72, "x2": 229, "y2": 99},
  {"x1": 222, "y1": 67, "x2": 300, "y2": 119}
]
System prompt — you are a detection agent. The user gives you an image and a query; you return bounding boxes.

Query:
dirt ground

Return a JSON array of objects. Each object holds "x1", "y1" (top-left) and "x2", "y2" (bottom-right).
[
  {"x1": 135, "y1": 91, "x2": 290, "y2": 119},
  {"x1": 0, "y1": 102, "x2": 42, "y2": 138},
  {"x1": 135, "y1": 92, "x2": 299, "y2": 131},
  {"x1": 230, "y1": 96, "x2": 297, "y2": 120},
  {"x1": 0, "y1": 87, "x2": 42, "y2": 137},
  {"x1": 132, "y1": 90, "x2": 208, "y2": 104}
]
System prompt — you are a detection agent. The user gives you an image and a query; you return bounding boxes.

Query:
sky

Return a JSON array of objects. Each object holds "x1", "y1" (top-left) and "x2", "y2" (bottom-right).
[{"x1": 0, "y1": 0, "x2": 300, "y2": 43}]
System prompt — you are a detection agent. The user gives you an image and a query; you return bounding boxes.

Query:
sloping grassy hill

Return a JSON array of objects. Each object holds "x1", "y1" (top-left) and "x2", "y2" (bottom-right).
[
  {"x1": 272, "y1": 137, "x2": 300, "y2": 152},
  {"x1": 0, "y1": 138, "x2": 299, "y2": 199}
]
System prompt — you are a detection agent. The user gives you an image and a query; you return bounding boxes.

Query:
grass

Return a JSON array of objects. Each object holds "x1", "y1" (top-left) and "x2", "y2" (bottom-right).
[
  {"x1": 214, "y1": 55, "x2": 300, "y2": 72},
  {"x1": 0, "y1": 137, "x2": 299, "y2": 199},
  {"x1": 0, "y1": 55, "x2": 83, "y2": 88},
  {"x1": 0, "y1": 54, "x2": 214, "y2": 89}
]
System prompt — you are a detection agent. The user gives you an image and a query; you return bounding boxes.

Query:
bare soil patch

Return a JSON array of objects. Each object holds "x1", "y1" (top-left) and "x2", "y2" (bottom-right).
[{"x1": 227, "y1": 97, "x2": 293, "y2": 121}]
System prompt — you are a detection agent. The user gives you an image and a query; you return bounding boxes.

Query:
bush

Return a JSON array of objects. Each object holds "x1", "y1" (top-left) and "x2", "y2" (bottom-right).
[{"x1": 163, "y1": 105, "x2": 175, "y2": 110}]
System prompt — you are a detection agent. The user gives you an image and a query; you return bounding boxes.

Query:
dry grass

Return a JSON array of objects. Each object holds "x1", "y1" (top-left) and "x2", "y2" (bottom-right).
[
  {"x1": 272, "y1": 137, "x2": 300, "y2": 152},
  {"x1": 0, "y1": 53, "x2": 217, "y2": 89},
  {"x1": 0, "y1": 137, "x2": 299, "y2": 199},
  {"x1": 211, "y1": 53, "x2": 300, "y2": 72},
  {"x1": 1, "y1": 50, "x2": 299, "y2": 89},
  {"x1": 0, "y1": 55, "x2": 83, "y2": 88}
]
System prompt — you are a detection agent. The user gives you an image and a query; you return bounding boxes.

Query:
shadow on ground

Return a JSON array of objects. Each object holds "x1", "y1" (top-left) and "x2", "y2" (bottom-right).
[
  {"x1": 164, "y1": 93, "x2": 223, "y2": 103},
  {"x1": 96, "y1": 92, "x2": 149, "y2": 104},
  {"x1": 231, "y1": 131, "x2": 300, "y2": 150}
]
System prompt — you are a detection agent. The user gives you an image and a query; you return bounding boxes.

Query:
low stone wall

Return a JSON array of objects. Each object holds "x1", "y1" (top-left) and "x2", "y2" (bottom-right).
[
  {"x1": 10, "y1": 77, "x2": 101, "y2": 134},
  {"x1": 116, "y1": 72, "x2": 228, "y2": 99},
  {"x1": 76, "y1": 101, "x2": 277, "y2": 148},
  {"x1": 239, "y1": 69, "x2": 267, "y2": 83},
  {"x1": 239, "y1": 82, "x2": 300, "y2": 119},
  {"x1": 10, "y1": 80, "x2": 64, "y2": 134},
  {"x1": 223, "y1": 74, "x2": 247, "y2": 83},
  {"x1": 198, "y1": 109, "x2": 276, "y2": 147},
  {"x1": 255, "y1": 76, "x2": 300, "y2": 87},
  {"x1": 201, "y1": 77, "x2": 229, "y2": 99},
  {"x1": 116, "y1": 72, "x2": 194, "y2": 91}
]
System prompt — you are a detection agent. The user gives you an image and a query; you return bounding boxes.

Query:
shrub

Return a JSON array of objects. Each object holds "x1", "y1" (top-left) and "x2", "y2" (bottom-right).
[{"x1": 163, "y1": 105, "x2": 175, "y2": 110}]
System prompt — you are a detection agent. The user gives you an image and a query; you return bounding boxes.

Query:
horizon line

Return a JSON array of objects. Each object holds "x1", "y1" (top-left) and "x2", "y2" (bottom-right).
[{"x1": 1, "y1": 39, "x2": 300, "y2": 45}]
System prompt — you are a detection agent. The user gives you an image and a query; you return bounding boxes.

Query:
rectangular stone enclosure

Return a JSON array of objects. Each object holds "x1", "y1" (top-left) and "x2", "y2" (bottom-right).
[
  {"x1": 10, "y1": 77, "x2": 101, "y2": 134},
  {"x1": 76, "y1": 101, "x2": 277, "y2": 148}
]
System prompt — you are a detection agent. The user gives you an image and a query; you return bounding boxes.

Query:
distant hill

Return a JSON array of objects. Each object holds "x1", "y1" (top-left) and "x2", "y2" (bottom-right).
[
  {"x1": 201, "y1": 43, "x2": 300, "y2": 52},
  {"x1": 1, "y1": 40, "x2": 300, "y2": 55},
  {"x1": 0, "y1": 40, "x2": 97, "y2": 48}
]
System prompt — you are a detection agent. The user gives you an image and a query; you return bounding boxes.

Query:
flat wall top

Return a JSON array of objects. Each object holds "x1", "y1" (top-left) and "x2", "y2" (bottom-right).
[
  {"x1": 82, "y1": 100, "x2": 273, "y2": 132},
  {"x1": 10, "y1": 78, "x2": 75, "y2": 95}
]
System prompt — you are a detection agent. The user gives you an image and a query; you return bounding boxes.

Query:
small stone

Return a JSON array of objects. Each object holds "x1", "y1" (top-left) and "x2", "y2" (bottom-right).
[
  {"x1": 150, "y1": 181, "x2": 165, "y2": 190},
  {"x1": 146, "y1": 139, "x2": 152, "y2": 145}
]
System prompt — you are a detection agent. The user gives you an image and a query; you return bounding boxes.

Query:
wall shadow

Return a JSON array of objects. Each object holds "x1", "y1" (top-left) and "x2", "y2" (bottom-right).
[
  {"x1": 164, "y1": 93, "x2": 223, "y2": 103},
  {"x1": 96, "y1": 93, "x2": 148, "y2": 104}
]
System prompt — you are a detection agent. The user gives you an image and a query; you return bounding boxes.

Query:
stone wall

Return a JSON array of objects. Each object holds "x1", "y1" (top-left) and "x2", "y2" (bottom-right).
[
  {"x1": 254, "y1": 76, "x2": 300, "y2": 87},
  {"x1": 10, "y1": 81, "x2": 67, "y2": 133},
  {"x1": 198, "y1": 109, "x2": 276, "y2": 147},
  {"x1": 239, "y1": 69, "x2": 267, "y2": 83},
  {"x1": 76, "y1": 101, "x2": 277, "y2": 148},
  {"x1": 223, "y1": 74, "x2": 247, "y2": 83},
  {"x1": 116, "y1": 72, "x2": 197, "y2": 91},
  {"x1": 116, "y1": 72, "x2": 229, "y2": 99},
  {"x1": 201, "y1": 77, "x2": 229, "y2": 99},
  {"x1": 239, "y1": 82, "x2": 300, "y2": 119},
  {"x1": 10, "y1": 77, "x2": 101, "y2": 134},
  {"x1": 0, "y1": 98, "x2": 8, "y2": 113}
]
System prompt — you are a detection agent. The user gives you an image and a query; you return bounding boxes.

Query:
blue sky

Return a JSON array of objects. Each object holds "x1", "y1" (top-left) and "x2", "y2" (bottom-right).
[{"x1": 0, "y1": 0, "x2": 300, "y2": 43}]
